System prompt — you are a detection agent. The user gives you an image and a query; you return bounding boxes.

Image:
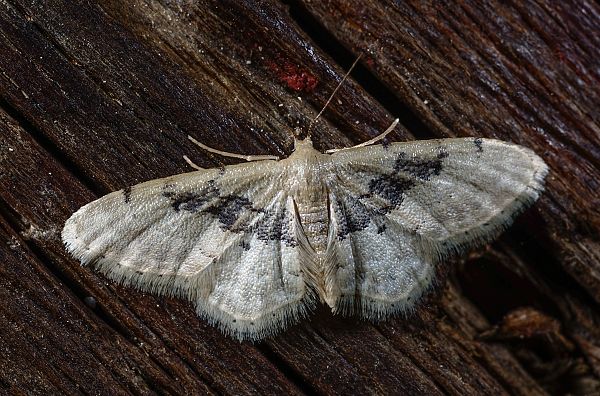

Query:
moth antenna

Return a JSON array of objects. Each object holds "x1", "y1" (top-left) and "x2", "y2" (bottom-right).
[
  {"x1": 187, "y1": 135, "x2": 279, "y2": 162},
  {"x1": 306, "y1": 53, "x2": 363, "y2": 139}
]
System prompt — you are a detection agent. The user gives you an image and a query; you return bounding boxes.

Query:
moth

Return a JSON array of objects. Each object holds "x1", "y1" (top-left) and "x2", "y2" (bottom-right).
[
  {"x1": 63, "y1": 128, "x2": 547, "y2": 340},
  {"x1": 62, "y1": 61, "x2": 548, "y2": 341}
]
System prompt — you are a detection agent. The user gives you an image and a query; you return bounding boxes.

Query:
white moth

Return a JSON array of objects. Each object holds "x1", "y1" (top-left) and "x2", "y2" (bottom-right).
[
  {"x1": 62, "y1": 59, "x2": 548, "y2": 341},
  {"x1": 62, "y1": 126, "x2": 547, "y2": 340}
]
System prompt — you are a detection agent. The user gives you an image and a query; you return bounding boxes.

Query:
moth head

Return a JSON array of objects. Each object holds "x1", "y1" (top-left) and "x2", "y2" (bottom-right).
[
  {"x1": 289, "y1": 136, "x2": 322, "y2": 162},
  {"x1": 293, "y1": 136, "x2": 314, "y2": 150}
]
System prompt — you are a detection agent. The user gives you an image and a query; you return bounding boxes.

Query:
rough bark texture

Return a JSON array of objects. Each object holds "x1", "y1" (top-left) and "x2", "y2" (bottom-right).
[{"x1": 0, "y1": 0, "x2": 598, "y2": 394}]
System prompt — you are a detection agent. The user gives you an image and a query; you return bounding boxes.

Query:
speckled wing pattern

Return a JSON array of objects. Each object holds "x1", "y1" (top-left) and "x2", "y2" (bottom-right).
[
  {"x1": 62, "y1": 136, "x2": 547, "y2": 341},
  {"x1": 62, "y1": 160, "x2": 315, "y2": 340},
  {"x1": 323, "y1": 138, "x2": 547, "y2": 319}
]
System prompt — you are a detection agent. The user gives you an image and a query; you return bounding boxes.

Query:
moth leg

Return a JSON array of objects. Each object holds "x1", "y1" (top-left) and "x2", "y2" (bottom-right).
[
  {"x1": 183, "y1": 155, "x2": 205, "y2": 170},
  {"x1": 325, "y1": 118, "x2": 399, "y2": 154},
  {"x1": 188, "y1": 135, "x2": 279, "y2": 162}
]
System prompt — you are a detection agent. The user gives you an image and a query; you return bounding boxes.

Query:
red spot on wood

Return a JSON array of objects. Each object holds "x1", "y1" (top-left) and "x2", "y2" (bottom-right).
[{"x1": 266, "y1": 60, "x2": 318, "y2": 93}]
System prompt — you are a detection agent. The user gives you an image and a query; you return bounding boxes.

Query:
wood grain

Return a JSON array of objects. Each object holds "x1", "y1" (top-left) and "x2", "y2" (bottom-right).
[{"x1": 0, "y1": 0, "x2": 598, "y2": 394}]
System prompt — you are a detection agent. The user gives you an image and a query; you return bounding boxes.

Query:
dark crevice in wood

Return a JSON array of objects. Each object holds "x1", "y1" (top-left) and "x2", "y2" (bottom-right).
[
  {"x1": 458, "y1": 240, "x2": 600, "y2": 391},
  {"x1": 156, "y1": 356, "x2": 218, "y2": 395},
  {"x1": 458, "y1": 225, "x2": 590, "y2": 324},
  {"x1": 0, "y1": 198, "x2": 24, "y2": 244},
  {"x1": 257, "y1": 343, "x2": 318, "y2": 396},
  {"x1": 136, "y1": 351, "x2": 193, "y2": 394},
  {"x1": 506, "y1": 226, "x2": 600, "y2": 315},
  {"x1": 0, "y1": 98, "x2": 107, "y2": 199},
  {"x1": 282, "y1": 0, "x2": 432, "y2": 141},
  {"x1": 0, "y1": 377, "x2": 10, "y2": 390}
]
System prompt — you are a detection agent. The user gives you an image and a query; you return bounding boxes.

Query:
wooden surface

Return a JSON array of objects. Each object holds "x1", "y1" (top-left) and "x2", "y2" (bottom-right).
[{"x1": 0, "y1": 0, "x2": 598, "y2": 394}]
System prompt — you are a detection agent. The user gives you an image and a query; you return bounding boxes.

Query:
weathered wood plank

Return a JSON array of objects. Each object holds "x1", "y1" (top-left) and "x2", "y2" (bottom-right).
[{"x1": 0, "y1": 0, "x2": 598, "y2": 394}]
